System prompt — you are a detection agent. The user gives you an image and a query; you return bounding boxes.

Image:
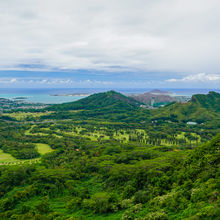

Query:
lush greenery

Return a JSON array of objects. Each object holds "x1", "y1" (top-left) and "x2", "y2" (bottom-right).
[
  {"x1": 47, "y1": 90, "x2": 141, "y2": 111},
  {"x1": 151, "y1": 91, "x2": 220, "y2": 124},
  {"x1": 0, "y1": 91, "x2": 219, "y2": 219}
]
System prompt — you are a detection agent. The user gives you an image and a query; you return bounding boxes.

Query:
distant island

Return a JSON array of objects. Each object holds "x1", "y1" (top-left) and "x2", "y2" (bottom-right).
[
  {"x1": 13, "y1": 97, "x2": 28, "y2": 100},
  {"x1": 50, "y1": 93, "x2": 90, "y2": 97}
]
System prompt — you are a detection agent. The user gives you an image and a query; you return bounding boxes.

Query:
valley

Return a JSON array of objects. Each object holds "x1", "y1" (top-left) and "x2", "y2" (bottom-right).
[{"x1": 0, "y1": 90, "x2": 219, "y2": 220}]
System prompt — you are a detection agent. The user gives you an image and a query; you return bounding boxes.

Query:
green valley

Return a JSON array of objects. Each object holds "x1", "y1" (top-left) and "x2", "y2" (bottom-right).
[{"x1": 0, "y1": 91, "x2": 219, "y2": 220}]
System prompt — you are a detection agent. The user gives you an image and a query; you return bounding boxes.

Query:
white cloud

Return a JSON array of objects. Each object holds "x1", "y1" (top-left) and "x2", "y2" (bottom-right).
[
  {"x1": 0, "y1": 77, "x2": 113, "y2": 88},
  {"x1": 0, "y1": 0, "x2": 220, "y2": 74},
  {"x1": 10, "y1": 78, "x2": 17, "y2": 83},
  {"x1": 166, "y1": 73, "x2": 220, "y2": 82},
  {"x1": 0, "y1": 78, "x2": 18, "y2": 84}
]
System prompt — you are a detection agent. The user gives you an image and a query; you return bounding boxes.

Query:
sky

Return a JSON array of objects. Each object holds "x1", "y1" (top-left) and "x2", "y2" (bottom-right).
[{"x1": 0, "y1": 0, "x2": 220, "y2": 88}]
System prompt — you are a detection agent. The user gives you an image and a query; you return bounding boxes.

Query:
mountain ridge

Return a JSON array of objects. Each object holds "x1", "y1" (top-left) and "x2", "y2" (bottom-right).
[
  {"x1": 47, "y1": 90, "x2": 142, "y2": 111},
  {"x1": 152, "y1": 91, "x2": 220, "y2": 123}
]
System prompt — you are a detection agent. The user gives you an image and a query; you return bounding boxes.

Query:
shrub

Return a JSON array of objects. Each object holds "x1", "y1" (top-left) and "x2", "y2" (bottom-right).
[
  {"x1": 122, "y1": 185, "x2": 136, "y2": 199},
  {"x1": 82, "y1": 192, "x2": 118, "y2": 213},
  {"x1": 121, "y1": 203, "x2": 143, "y2": 220},
  {"x1": 35, "y1": 197, "x2": 50, "y2": 214},
  {"x1": 145, "y1": 210, "x2": 168, "y2": 220},
  {"x1": 66, "y1": 197, "x2": 82, "y2": 210},
  {"x1": 120, "y1": 199, "x2": 134, "y2": 209},
  {"x1": 133, "y1": 190, "x2": 149, "y2": 204}
]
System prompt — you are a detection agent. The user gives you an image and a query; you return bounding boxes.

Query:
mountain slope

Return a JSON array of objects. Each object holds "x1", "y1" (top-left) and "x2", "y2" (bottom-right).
[
  {"x1": 47, "y1": 90, "x2": 142, "y2": 111},
  {"x1": 152, "y1": 91, "x2": 220, "y2": 123},
  {"x1": 191, "y1": 91, "x2": 220, "y2": 112}
]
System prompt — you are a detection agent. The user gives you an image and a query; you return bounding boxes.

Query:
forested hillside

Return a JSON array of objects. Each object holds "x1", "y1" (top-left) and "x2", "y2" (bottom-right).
[
  {"x1": 40, "y1": 91, "x2": 220, "y2": 128},
  {"x1": 0, "y1": 131, "x2": 219, "y2": 219},
  {"x1": 151, "y1": 91, "x2": 220, "y2": 124},
  {"x1": 47, "y1": 90, "x2": 141, "y2": 111},
  {"x1": 0, "y1": 91, "x2": 219, "y2": 220}
]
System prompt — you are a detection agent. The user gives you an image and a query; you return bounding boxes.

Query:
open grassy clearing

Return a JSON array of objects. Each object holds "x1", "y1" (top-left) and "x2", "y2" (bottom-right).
[
  {"x1": 24, "y1": 125, "x2": 36, "y2": 135},
  {"x1": 113, "y1": 129, "x2": 148, "y2": 143},
  {"x1": 35, "y1": 143, "x2": 54, "y2": 155},
  {"x1": 53, "y1": 133, "x2": 63, "y2": 138},
  {"x1": 0, "y1": 149, "x2": 41, "y2": 165},
  {"x1": 0, "y1": 143, "x2": 53, "y2": 165},
  {"x1": 0, "y1": 149, "x2": 17, "y2": 162},
  {"x1": 58, "y1": 127, "x2": 149, "y2": 143},
  {"x1": 25, "y1": 126, "x2": 62, "y2": 138},
  {"x1": 25, "y1": 124, "x2": 201, "y2": 147},
  {"x1": 3, "y1": 112, "x2": 52, "y2": 120},
  {"x1": 25, "y1": 125, "x2": 50, "y2": 136},
  {"x1": 62, "y1": 131, "x2": 110, "y2": 141}
]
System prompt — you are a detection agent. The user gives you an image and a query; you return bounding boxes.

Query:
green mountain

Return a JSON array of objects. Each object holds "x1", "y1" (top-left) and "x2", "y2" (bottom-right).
[
  {"x1": 191, "y1": 91, "x2": 220, "y2": 112},
  {"x1": 152, "y1": 91, "x2": 220, "y2": 123},
  {"x1": 44, "y1": 90, "x2": 144, "y2": 122},
  {"x1": 47, "y1": 90, "x2": 141, "y2": 111},
  {"x1": 44, "y1": 91, "x2": 220, "y2": 125}
]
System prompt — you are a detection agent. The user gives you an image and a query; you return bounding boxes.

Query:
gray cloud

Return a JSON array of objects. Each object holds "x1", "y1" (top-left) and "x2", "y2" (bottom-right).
[{"x1": 0, "y1": 0, "x2": 220, "y2": 75}]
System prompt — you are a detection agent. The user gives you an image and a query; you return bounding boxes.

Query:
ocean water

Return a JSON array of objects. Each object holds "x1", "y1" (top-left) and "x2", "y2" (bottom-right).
[{"x1": 0, "y1": 88, "x2": 219, "y2": 104}]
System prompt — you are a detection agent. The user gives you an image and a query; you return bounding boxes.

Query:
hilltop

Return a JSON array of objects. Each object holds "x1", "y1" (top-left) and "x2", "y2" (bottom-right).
[
  {"x1": 47, "y1": 90, "x2": 141, "y2": 111},
  {"x1": 44, "y1": 90, "x2": 144, "y2": 122}
]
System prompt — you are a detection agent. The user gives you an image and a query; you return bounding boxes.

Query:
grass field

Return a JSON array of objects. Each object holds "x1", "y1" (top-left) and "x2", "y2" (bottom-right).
[
  {"x1": 0, "y1": 143, "x2": 53, "y2": 165},
  {"x1": 0, "y1": 149, "x2": 41, "y2": 165},
  {"x1": 24, "y1": 125, "x2": 36, "y2": 135},
  {"x1": 0, "y1": 149, "x2": 17, "y2": 162},
  {"x1": 25, "y1": 125, "x2": 48, "y2": 136},
  {"x1": 59, "y1": 127, "x2": 149, "y2": 143},
  {"x1": 3, "y1": 112, "x2": 52, "y2": 120},
  {"x1": 25, "y1": 123, "x2": 201, "y2": 147},
  {"x1": 35, "y1": 143, "x2": 54, "y2": 155}
]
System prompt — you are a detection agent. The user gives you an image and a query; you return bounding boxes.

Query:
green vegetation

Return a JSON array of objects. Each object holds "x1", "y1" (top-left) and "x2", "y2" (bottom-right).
[
  {"x1": 47, "y1": 90, "x2": 141, "y2": 111},
  {"x1": 0, "y1": 149, "x2": 17, "y2": 163},
  {"x1": 0, "y1": 149, "x2": 40, "y2": 165},
  {"x1": 3, "y1": 112, "x2": 52, "y2": 121},
  {"x1": 35, "y1": 143, "x2": 54, "y2": 155},
  {"x1": 151, "y1": 91, "x2": 220, "y2": 124},
  {"x1": 0, "y1": 91, "x2": 219, "y2": 219}
]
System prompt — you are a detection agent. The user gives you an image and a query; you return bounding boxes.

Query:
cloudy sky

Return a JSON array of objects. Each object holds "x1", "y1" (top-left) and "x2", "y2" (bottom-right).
[{"x1": 0, "y1": 0, "x2": 220, "y2": 88}]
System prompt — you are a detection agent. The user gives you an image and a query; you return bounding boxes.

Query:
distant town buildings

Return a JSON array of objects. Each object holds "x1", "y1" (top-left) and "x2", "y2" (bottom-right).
[{"x1": 187, "y1": 121, "x2": 197, "y2": 125}]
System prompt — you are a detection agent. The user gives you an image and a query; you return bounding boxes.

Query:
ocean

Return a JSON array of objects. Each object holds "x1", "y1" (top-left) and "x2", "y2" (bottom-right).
[{"x1": 0, "y1": 88, "x2": 219, "y2": 104}]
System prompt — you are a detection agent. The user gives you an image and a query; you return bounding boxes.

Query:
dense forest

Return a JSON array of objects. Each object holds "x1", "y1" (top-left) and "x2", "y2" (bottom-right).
[{"x1": 0, "y1": 91, "x2": 219, "y2": 219}]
